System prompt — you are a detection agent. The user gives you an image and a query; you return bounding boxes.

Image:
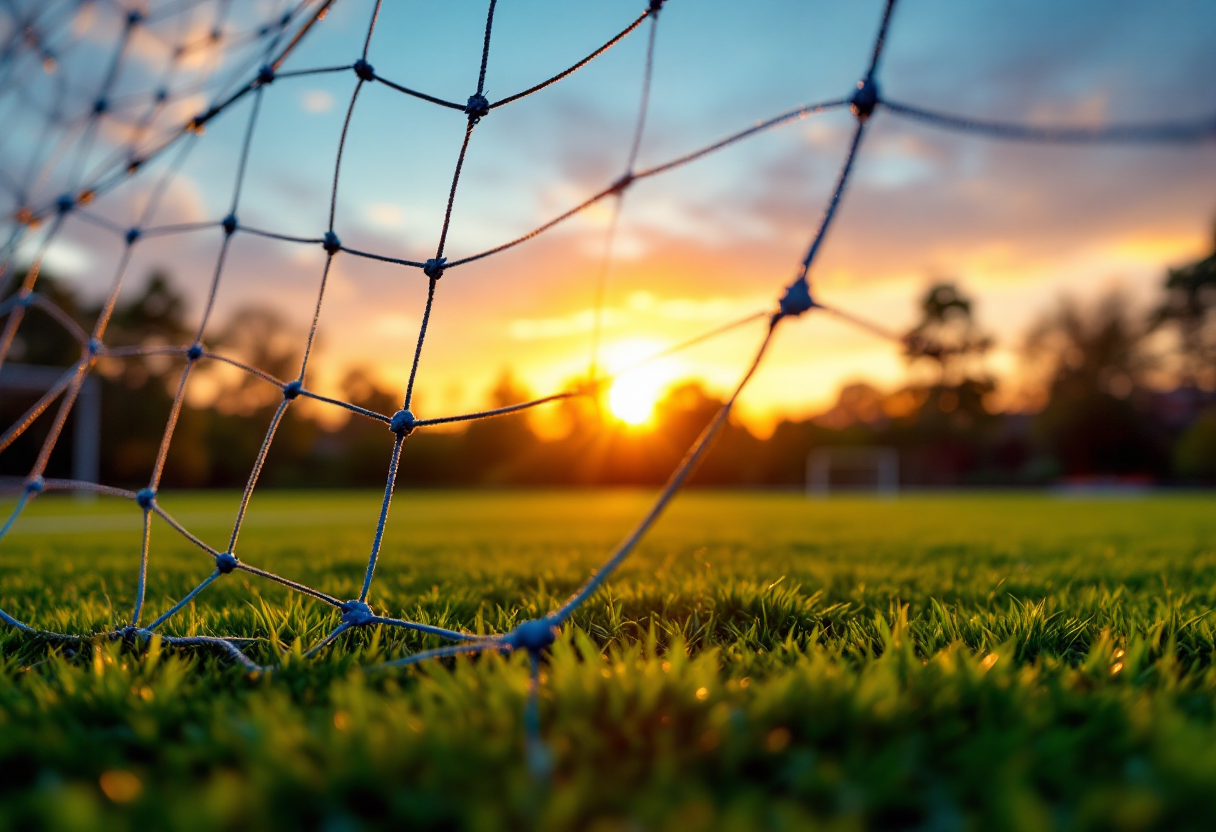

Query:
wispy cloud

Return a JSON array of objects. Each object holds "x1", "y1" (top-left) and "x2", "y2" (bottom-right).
[{"x1": 300, "y1": 90, "x2": 335, "y2": 114}]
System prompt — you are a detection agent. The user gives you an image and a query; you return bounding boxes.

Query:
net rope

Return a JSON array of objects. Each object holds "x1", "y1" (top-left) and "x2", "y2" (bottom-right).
[{"x1": 1, "y1": 0, "x2": 1213, "y2": 771}]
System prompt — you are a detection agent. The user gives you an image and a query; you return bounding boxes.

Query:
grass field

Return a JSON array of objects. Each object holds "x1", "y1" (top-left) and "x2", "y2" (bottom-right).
[{"x1": 2, "y1": 490, "x2": 1216, "y2": 831}]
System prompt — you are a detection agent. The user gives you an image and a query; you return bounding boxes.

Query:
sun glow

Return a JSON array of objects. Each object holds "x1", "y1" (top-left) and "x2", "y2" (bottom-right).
[
  {"x1": 602, "y1": 340, "x2": 682, "y2": 426},
  {"x1": 609, "y1": 368, "x2": 665, "y2": 425}
]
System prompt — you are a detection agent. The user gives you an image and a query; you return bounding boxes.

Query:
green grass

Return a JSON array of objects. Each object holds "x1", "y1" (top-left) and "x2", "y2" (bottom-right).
[{"x1": 2, "y1": 491, "x2": 1216, "y2": 831}]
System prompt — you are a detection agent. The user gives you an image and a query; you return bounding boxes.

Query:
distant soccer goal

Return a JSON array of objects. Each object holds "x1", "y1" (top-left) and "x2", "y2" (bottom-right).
[
  {"x1": 0, "y1": 364, "x2": 99, "y2": 492},
  {"x1": 806, "y1": 446, "x2": 899, "y2": 497}
]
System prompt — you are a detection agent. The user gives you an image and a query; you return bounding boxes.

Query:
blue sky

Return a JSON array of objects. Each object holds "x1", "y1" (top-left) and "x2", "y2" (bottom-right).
[{"x1": 3, "y1": 0, "x2": 1215, "y2": 431}]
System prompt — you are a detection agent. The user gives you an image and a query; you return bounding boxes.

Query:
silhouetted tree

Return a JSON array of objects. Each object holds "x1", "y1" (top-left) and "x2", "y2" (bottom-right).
[
  {"x1": 96, "y1": 273, "x2": 198, "y2": 485},
  {"x1": 102, "y1": 271, "x2": 191, "y2": 347},
  {"x1": 1025, "y1": 289, "x2": 1164, "y2": 477},
  {"x1": 320, "y1": 368, "x2": 401, "y2": 485},
  {"x1": 211, "y1": 306, "x2": 302, "y2": 414},
  {"x1": 460, "y1": 370, "x2": 535, "y2": 483},
  {"x1": 904, "y1": 282, "x2": 994, "y2": 388},
  {"x1": 1, "y1": 270, "x2": 87, "y2": 366},
  {"x1": 814, "y1": 382, "x2": 889, "y2": 430},
  {"x1": 901, "y1": 281, "x2": 996, "y2": 435},
  {"x1": 1152, "y1": 224, "x2": 1216, "y2": 390}
]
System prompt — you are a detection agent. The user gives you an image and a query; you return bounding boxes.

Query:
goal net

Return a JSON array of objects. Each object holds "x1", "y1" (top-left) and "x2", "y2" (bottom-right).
[
  {"x1": 1, "y1": 0, "x2": 1212, "y2": 768},
  {"x1": 807, "y1": 446, "x2": 899, "y2": 497}
]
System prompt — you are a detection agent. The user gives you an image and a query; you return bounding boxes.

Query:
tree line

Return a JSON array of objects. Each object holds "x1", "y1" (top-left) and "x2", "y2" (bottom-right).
[{"x1": 2, "y1": 228, "x2": 1214, "y2": 488}]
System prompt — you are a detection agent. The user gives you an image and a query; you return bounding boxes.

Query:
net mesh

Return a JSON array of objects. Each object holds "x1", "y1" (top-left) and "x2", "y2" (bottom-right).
[{"x1": 1, "y1": 0, "x2": 1213, "y2": 767}]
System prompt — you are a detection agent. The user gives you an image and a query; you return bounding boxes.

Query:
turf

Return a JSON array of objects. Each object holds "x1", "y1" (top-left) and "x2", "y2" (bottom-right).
[{"x1": 1, "y1": 491, "x2": 1215, "y2": 831}]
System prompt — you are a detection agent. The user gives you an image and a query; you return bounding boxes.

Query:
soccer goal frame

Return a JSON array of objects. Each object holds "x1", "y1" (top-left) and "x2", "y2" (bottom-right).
[
  {"x1": 806, "y1": 446, "x2": 899, "y2": 497},
  {"x1": 0, "y1": 364, "x2": 100, "y2": 489}
]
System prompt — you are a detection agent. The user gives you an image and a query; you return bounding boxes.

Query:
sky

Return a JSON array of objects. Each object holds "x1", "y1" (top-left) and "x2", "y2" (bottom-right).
[{"x1": 3, "y1": 0, "x2": 1215, "y2": 435}]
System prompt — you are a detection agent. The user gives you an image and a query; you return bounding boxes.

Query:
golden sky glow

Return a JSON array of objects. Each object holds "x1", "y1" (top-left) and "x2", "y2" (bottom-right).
[
  {"x1": 603, "y1": 339, "x2": 684, "y2": 427},
  {"x1": 9, "y1": 1, "x2": 1216, "y2": 437}
]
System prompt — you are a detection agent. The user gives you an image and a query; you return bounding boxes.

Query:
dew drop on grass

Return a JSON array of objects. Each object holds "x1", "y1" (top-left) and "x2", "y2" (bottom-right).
[
  {"x1": 99, "y1": 770, "x2": 141, "y2": 803},
  {"x1": 766, "y1": 728, "x2": 791, "y2": 753}
]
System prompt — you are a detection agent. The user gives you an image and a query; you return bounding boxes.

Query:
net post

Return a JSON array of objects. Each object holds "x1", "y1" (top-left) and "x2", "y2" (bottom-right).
[{"x1": 70, "y1": 375, "x2": 100, "y2": 500}]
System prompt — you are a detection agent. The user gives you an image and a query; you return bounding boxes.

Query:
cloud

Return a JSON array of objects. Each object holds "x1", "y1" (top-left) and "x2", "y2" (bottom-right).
[
  {"x1": 372, "y1": 313, "x2": 419, "y2": 338},
  {"x1": 300, "y1": 90, "x2": 335, "y2": 114},
  {"x1": 507, "y1": 291, "x2": 770, "y2": 342},
  {"x1": 627, "y1": 291, "x2": 771, "y2": 321},
  {"x1": 509, "y1": 309, "x2": 619, "y2": 341},
  {"x1": 19, "y1": 236, "x2": 92, "y2": 278},
  {"x1": 364, "y1": 203, "x2": 404, "y2": 229}
]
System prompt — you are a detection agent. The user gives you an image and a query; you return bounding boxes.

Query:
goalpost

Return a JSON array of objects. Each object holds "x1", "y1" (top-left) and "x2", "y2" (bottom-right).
[
  {"x1": 806, "y1": 446, "x2": 899, "y2": 498},
  {"x1": 0, "y1": 363, "x2": 100, "y2": 491}
]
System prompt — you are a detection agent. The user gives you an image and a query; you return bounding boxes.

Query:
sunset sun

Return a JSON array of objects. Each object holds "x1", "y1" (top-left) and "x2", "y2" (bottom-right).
[
  {"x1": 608, "y1": 370, "x2": 664, "y2": 425},
  {"x1": 602, "y1": 341, "x2": 682, "y2": 426}
]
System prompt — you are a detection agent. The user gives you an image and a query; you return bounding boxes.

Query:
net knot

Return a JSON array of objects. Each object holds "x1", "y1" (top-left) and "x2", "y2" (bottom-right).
[
  {"x1": 135, "y1": 488, "x2": 156, "y2": 510},
  {"x1": 126, "y1": 158, "x2": 143, "y2": 174},
  {"x1": 389, "y1": 409, "x2": 417, "y2": 436},
  {"x1": 187, "y1": 107, "x2": 217, "y2": 134},
  {"x1": 154, "y1": 87, "x2": 168, "y2": 104},
  {"x1": 465, "y1": 93, "x2": 490, "y2": 123},
  {"x1": 423, "y1": 258, "x2": 446, "y2": 279},
  {"x1": 322, "y1": 231, "x2": 342, "y2": 254},
  {"x1": 507, "y1": 616, "x2": 558, "y2": 652},
  {"x1": 255, "y1": 64, "x2": 275, "y2": 87},
  {"x1": 92, "y1": 98, "x2": 108, "y2": 115},
  {"x1": 86, "y1": 337, "x2": 103, "y2": 357},
  {"x1": 214, "y1": 551, "x2": 239, "y2": 574},
  {"x1": 352, "y1": 59, "x2": 375, "y2": 82},
  {"x1": 850, "y1": 75, "x2": 879, "y2": 122},
  {"x1": 776, "y1": 277, "x2": 814, "y2": 319},
  {"x1": 609, "y1": 172, "x2": 634, "y2": 195},
  {"x1": 126, "y1": 9, "x2": 143, "y2": 27},
  {"x1": 24, "y1": 475, "x2": 44, "y2": 494},
  {"x1": 187, "y1": 343, "x2": 204, "y2": 361},
  {"x1": 221, "y1": 213, "x2": 238, "y2": 235},
  {"x1": 340, "y1": 600, "x2": 375, "y2": 626},
  {"x1": 56, "y1": 193, "x2": 74, "y2": 214},
  {"x1": 125, "y1": 227, "x2": 141, "y2": 245},
  {"x1": 648, "y1": 0, "x2": 666, "y2": 12},
  {"x1": 283, "y1": 380, "x2": 303, "y2": 400}
]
